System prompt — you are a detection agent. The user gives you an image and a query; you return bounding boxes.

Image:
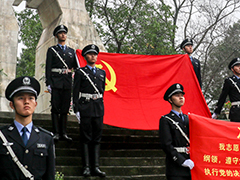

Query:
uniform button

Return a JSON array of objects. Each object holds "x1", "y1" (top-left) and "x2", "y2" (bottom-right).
[
  {"x1": 94, "y1": 77, "x2": 96, "y2": 79},
  {"x1": 173, "y1": 156, "x2": 177, "y2": 161},
  {"x1": 25, "y1": 149, "x2": 29, "y2": 154},
  {"x1": 41, "y1": 153, "x2": 43, "y2": 156},
  {"x1": 25, "y1": 165, "x2": 28, "y2": 169},
  {"x1": 6, "y1": 152, "x2": 9, "y2": 155}
]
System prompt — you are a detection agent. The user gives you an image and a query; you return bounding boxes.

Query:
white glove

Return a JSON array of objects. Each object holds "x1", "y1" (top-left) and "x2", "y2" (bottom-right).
[
  {"x1": 212, "y1": 113, "x2": 218, "y2": 119},
  {"x1": 76, "y1": 112, "x2": 81, "y2": 124},
  {"x1": 182, "y1": 159, "x2": 194, "y2": 170},
  {"x1": 47, "y1": 85, "x2": 52, "y2": 93}
]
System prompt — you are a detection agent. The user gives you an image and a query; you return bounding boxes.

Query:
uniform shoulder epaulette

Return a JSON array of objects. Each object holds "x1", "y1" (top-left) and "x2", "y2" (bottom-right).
[
  {"x1": 0, "y1": 125, "x2": 8, "y2": 130},
  {"x1": 75, "y1": 67, "x2": 80, "y2": 72},
  {"x1": 49, "y1": 45, "x2": 57, "y2": 49},
  {"x1": 227, "y1": 76, "x2": 236, "y2": 81},
  {"x1": 38, "y1": 127, "x2": 54, "y2": 137},
  {"x1": 99, "y1": 68, "x2": 105, "y2": 72}
]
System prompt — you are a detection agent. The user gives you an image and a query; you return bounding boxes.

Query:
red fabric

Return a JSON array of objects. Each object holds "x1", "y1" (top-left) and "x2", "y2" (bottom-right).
[
  {"x1": 189, "y1": 113, "x2": 240, "y2": 179},
  {"x1": 76, "y1": 50, "x2": 211, "y2": 130}
]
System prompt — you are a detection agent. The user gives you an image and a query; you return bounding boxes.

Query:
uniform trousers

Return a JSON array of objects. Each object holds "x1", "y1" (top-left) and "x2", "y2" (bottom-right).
[
  {"x1": 230, "y1": 105, "x2": 240, "y2": 122},
  {"x1": 80, "y1": 116, "x2": 103, "y2": 144},
  {"x1": 51, "y1": 88, "x2": 71, "y2": 114}
]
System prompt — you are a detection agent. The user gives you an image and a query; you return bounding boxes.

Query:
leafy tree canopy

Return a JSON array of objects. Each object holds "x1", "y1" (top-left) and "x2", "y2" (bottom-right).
[
  {"x1": 15, "y1": 8, "x2": 42, "y2": 77},
  {"x1": 85, "y1": 0, "x2": 176, "y2": 55}
]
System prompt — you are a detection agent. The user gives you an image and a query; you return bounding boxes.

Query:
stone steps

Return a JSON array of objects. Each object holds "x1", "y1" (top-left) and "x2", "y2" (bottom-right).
[
  {"x1": 63, "y1": 174, "x2": 166, "y2": 180},
  {"x1": 56, "y1": 156, "x2": 165, "y2": 166},
  {"x1": 0, "y1": 112, "x2": 166, "y2": 179}
]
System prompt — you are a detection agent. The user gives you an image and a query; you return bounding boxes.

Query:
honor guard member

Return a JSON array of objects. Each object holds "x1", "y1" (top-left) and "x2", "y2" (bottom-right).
[
  {"x1": 159, "y1": 83, "x2": 194, "y2": 180},
  {"x1": 180, "y1": 38, "x2": 202, "y2": 88},
  {"x1": 0, "y1": 76, "x2": 55, "y2": 180},
  {"x1": 45, "y1": 24, "x2": 78, "y2": 141},
  {"x1": 73, "y1": 44, "x2": 106, "y2": 177},
  {"x1": 212, "y1": 58, "x2": 240, "y2": 122}
]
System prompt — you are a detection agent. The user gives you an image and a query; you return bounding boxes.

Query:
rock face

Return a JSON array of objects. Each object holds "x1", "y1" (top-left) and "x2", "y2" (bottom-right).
[
  {"x1": 0, "y1": 0, "x2": 18, "y2": 112},
  {"x1": 2, "y1": 0, "x2": 105, "y2": 113}
]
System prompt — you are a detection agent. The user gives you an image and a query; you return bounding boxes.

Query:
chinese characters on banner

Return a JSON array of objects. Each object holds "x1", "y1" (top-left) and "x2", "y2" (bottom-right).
[
  {"x1": 189, "y1": 114, "x2": 240, "y2": 179},
  {"x1": 76, "y1": 50, "x2": 211, "y2": 130}
]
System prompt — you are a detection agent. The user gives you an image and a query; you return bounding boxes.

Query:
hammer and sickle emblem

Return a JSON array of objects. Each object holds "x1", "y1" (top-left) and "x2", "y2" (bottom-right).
[
  {"x1": 237, "y1": 127, "x2": 240, "y2": 139},
  {"x1": 96, "y1": 60, "x2": 117, "y2": 92}
]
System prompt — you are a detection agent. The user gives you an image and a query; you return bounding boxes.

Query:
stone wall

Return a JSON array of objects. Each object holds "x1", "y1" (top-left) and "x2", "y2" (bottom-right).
[{"x1": 0, "y1": 0, "x2": 18, "y2": 112}]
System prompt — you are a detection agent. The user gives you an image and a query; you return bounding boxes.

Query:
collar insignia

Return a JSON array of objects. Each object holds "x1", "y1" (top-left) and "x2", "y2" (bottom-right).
[
  {"x1": 8, "y1": 126, "x2": 14, "y2": 131},
  {"x1": 34, "y1": 128, "x2": 40, "y2": 133}
]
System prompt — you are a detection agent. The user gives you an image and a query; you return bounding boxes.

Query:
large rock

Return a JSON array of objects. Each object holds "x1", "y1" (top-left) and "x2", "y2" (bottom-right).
[
  {"x1": 11, "y1": 0, "x2": 106, "y2": 113},
  {"x1": 0, "y1": 0, "x2": 18, "y2": 112}
]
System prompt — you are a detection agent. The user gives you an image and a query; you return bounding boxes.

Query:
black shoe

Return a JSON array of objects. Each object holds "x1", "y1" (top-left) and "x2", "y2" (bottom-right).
[
  {"x1": 83, "y1": 166, "x2": 91, "y2": 177},
  {"x1": 62, "y1": 134, "x2": 72, "y2": 142},
  {"x1": 92, "y1": 167, "x2": 106, "y2": 177},
  {"x1": 53, "y1": 134, "x2": 60, "y2": 141}
]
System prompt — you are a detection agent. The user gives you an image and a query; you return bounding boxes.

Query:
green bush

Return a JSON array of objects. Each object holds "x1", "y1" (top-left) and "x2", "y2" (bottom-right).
[{"x1": 55, "y1": 171, "x2": 64, "y2": 180}]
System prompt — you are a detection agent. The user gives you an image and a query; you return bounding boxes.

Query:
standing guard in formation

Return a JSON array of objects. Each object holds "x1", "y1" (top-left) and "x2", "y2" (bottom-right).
[
  {"x1": 159, "y1": 83, "x2": 194, "y2": 180},
  {"x1": 45, "y1": 25, "x2": 78, "y2": 141},
  {"x1": 73, "y1": 44, "x2": 106, "y2": 177},
  {"x1": 212, "y1": 58, "x2": 240, "y2": 122},
  {"x1": 0, "y1": 76, "x2": 55, "y2": 179},
  {"x1": 180, "y1": 38, "x2": 202, "y2": 88}
]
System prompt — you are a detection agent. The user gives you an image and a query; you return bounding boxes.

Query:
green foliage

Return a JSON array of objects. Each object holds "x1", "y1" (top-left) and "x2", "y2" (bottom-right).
[
  {"x1": 85, "y1": 0, "x2": 176, "y2": 55},
  {"x1": 15, "y1": 9, "x2": 43, "y2": 77},
  {"x1": 203, "y1": 20, "x2": 240, "y2": 106},
  {"x1": 55, "y1": 171, "x2": 64, "y2": 180}
]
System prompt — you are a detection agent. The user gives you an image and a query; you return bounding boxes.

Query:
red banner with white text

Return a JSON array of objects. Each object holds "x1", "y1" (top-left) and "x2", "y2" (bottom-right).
[
  {"x1": 189, "y1": 114, "x2": 240, "y2": 179},
  {"x1": 76, "y1": 50, "x2": 211, "y2": 130}
]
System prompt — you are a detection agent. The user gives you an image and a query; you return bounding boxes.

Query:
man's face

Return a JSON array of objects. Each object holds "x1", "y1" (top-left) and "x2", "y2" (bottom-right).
[
  {"x1": 10, "y1": 92, "x2": 37, "y2": 117},
  {"x1": 85, "y1": 52, "x2": 98, "y2": 65},
  {"x1": 56, "y1": 31, "x2": 67, "y2": 42},
  {"x1": 169, "y1": 92, "x2": 185, "y2": 108},
  {"x1": 232, "y1": 64, "x2": 240, "y2": 76},
  {"x1": 183, "y1": 45, "x2": 193, "y2": 54}
]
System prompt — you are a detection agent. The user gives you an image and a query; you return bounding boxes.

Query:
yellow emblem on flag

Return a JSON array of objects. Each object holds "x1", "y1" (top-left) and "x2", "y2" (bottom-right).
[
  {"x1": 237, "y1": 127, "x2": 240, "y2": 139},
  {"x1": 96, "y1": 60, "x2": 117, "y2": 92}
]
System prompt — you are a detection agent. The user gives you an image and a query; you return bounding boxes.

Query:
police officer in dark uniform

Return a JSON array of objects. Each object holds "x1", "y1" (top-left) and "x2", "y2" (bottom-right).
[
  {"x1": 45, "y1": 25, "x2": 78, "y2": 141},
  {"x1": 73, "y1": 44, "x2": 106, "y2": 177},
  {"x1": 212, "y1": 58, "x2": 240, "y2": 122},
  {"x1": 180, "y1": 38, "x2": 202, "y2": 88},
  {"x1": 0, "y1": 76, "x2": 55, "y2": 180},
  {"x1": 159, "y1": 83, "x2": 194, "y2": 180}
]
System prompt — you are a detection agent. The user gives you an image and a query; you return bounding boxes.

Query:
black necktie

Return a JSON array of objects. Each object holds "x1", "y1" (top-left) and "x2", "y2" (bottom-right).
[
  {"x1": 92, "y1": 68, "x2": 96, "y2": 75},
  {"x1": 179, "y1": 114, "x2": 184, "y2": 121},
  {"x1": 61, "y1": 45, "x2": 65, "y2": 51},
  {"x1": 21, "y1": 127, "x2": 28, "y2": 146}
]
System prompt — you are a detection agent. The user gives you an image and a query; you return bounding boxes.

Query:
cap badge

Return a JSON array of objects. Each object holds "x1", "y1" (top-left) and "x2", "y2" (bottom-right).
[
  {"x1": 176, "y1": 84, "x2": 180, "y2": 89},
  {"x1": 22, "y1": 77, "x2": 31, "y2": 85},
  {"x1": 60, "y1": 25, "x2": 64, "y2": 29},
  {"x1": 91, "y1": 45, "x2": 95, "y2": 49}
]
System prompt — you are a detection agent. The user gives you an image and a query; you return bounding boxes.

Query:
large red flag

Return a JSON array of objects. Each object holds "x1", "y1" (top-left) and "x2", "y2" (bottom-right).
[
  {"x1": 76, "y1": 50, "x2": 211, "y2": 130},
  {"x1": 189, "y1": 113, "x2": 240, "y2": 179}
]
